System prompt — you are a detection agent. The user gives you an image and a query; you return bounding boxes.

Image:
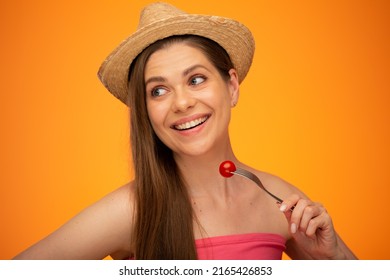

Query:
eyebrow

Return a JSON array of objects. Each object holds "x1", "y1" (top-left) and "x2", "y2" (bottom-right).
[
  {"x1": 145, "y1": 64, "x2": 209, "y2": 86},
  {"x1": 144, "y1": 76, "x2": 166, "y2": 86},
  {"x1": 183, "y1": 64, "x2": 208, "y2": 77}
]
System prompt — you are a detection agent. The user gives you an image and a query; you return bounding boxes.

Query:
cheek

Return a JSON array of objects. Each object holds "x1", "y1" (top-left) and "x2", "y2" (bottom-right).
[
  {"x1": 202, "y1": 88, "x2": 225, "y2": 106},
  {"x1": 147, "y1": 109, "x2": 158, "y2": 128},
  {"x1": 147, "y1": 102, "x2": 166, "y2": 130},
  {"x1": 209, "y1": 83, "x2": 231, "y2": 104}
]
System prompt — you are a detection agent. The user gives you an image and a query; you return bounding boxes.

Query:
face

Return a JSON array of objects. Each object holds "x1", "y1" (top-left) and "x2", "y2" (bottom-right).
[{"x1": 144, "y1": 42, "x2": 239, "y2": 157}]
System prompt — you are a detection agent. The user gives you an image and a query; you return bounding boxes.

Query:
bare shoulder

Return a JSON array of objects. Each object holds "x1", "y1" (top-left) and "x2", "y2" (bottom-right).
[
  {"x1": 246, "y1": 166, "x2": 308, "y2": 200},
  {"x1": 73, "y1": 181, "x2": 135, "y2": 229},
  {"x1": 13, "y1": 181, "x2": 136, "y2": 260},
  {"x1": 100, "y1": 181, "x2": 135, "y2": 211}
]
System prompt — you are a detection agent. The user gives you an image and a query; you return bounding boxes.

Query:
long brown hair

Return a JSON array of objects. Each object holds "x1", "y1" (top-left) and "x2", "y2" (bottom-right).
[{"x1": 128, "y1": 35, "x2": 234, "y2": 259}]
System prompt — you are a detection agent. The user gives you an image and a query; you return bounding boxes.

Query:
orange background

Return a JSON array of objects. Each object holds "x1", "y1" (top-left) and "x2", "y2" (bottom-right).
[{"x1": 0, "y1": 0, "x2": 389, "y2": 260}]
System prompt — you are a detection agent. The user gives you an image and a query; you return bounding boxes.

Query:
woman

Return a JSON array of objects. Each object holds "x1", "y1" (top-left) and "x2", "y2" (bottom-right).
[{"x1": 14, "y1": 2, "x2": 357, "y2": 260}]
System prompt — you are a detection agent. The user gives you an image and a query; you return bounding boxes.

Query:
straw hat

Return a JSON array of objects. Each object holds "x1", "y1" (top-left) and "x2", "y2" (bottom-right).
[{"x1": 98, "y1": 2, "x2": 255, "y2": 105}]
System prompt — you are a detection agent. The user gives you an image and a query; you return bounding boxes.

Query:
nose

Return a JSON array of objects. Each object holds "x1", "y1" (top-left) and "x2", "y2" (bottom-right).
[{"x1": 171, "y1": 88, "x2": 196, "y2": 112}]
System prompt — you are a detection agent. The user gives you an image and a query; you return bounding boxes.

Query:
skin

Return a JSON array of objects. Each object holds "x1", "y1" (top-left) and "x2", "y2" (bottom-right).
[{"x1": 13, "y1": 42, "x2": 357, "y2": 260}]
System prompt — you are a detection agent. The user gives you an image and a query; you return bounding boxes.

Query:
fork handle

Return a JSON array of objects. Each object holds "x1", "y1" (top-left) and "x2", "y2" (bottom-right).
[{"x1": 232, "y1": 169, "x2": 294, "y2": 211}]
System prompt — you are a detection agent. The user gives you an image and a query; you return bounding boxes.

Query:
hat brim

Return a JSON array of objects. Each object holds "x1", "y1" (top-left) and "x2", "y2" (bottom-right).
[{"x1": 98, "y1": 14, "x2": 255, "y2": 104}]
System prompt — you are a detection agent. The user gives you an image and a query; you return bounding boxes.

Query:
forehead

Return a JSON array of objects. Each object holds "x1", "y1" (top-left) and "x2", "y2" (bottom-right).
[{"x1": 145, "y1": 43, "x2": 211, "y2": 77}]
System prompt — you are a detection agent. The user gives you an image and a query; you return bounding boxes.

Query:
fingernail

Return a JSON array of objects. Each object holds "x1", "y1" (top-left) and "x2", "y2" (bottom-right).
[
  {"x1": 279, "y1": 204, "x2": 287, "y2": 212},
  {"x1": 291, "y1": 223, "x2": 297, "y2": 234}
]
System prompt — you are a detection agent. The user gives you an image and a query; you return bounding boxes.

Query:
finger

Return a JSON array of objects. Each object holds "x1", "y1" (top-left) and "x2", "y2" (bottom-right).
[
  {"x1": 279, "y1": 193, "x2": 300, "y2": 213},
  {"x1": 288, "y1": 199, "x2": 311, "y2": 234},
  {"x1": 280, "y1": 203, "x2": 292, "y2": 221},
  {"x1": 305, "y1": 211, "x2": 332, "y2": 238},
  {"x1": 299, "y1": 203, "x2": 323, "y2": 232}
]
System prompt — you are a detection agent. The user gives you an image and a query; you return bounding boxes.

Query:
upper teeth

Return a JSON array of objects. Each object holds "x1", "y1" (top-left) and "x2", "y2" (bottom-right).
[{"x1": 175, "y1": 116, "x2": 208, "y2": 130}]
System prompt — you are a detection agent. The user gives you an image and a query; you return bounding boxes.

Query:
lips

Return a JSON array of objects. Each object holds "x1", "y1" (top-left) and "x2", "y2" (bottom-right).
[{"x1": 171, "y1": 115, "x2": 210, "y2": 131}]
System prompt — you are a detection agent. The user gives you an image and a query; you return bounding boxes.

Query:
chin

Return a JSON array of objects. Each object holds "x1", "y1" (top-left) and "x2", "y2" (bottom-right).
[{"x1": 174, "y1": 144, "x2": 215, "y2": 158}]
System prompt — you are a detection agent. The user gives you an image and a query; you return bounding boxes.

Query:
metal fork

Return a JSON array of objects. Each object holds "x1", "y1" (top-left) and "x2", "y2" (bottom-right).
[{"x1": 232, "y1": 168, "x2": 294, "y2": 210}]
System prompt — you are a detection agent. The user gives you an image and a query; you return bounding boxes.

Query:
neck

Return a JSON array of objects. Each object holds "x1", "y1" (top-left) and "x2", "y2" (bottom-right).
[{"x1": 173, "y1": 142, "x2": 240, "y2": 197}]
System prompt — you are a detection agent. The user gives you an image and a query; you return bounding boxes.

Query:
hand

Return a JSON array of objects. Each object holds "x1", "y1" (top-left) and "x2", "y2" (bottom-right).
[{"x1": 279, "y1": 194, "x2": 343, "y2": 259}]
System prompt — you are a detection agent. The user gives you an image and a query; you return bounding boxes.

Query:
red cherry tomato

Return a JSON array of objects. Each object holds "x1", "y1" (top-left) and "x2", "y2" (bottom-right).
[{"x1": 219, "y1": 160, "x2": 236, "y2": 178}]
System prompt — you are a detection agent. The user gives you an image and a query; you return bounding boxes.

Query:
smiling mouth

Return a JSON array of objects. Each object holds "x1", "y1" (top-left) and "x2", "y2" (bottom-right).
[{"x1": 172, "y1": 115, "x2": 210, "y2": 131}]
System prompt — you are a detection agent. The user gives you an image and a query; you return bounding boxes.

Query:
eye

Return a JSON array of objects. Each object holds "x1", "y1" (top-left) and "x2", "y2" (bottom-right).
[
  {"x1": 189, "y1": 75, "x2": 206, "y2": 86},
  {"x1": 151, "y1": 87, "x2": 168, "y2": 97}
]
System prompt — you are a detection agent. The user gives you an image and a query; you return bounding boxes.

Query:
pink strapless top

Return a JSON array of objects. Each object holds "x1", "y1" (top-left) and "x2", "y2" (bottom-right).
[{"x1": 196, "y1": 233, "x2": 286, "y2": 260}]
